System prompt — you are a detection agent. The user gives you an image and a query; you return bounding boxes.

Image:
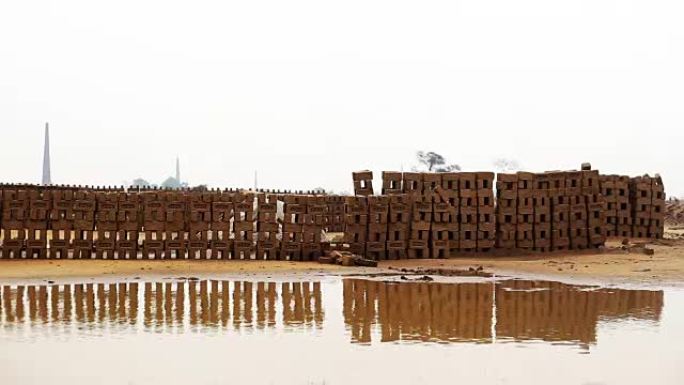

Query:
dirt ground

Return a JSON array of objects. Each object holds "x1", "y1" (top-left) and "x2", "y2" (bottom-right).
[{"x1": 1, "y1": 236, "x2": 683, "y2": 288}]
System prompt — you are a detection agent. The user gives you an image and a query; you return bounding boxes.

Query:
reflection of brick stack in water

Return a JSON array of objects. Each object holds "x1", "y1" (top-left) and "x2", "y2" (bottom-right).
[
  {"x1": 477, "y1": 172, "x2": 495, "y2": 252},
  {"x1": 495, "y1": 173, "x2": 517, "y2": 249},
  {"x1": 516, "y1": 172, "x2": 534, "y2": 250},
  {"x1": 256, "y1": 193, "x2": 279, "y2": 260}
]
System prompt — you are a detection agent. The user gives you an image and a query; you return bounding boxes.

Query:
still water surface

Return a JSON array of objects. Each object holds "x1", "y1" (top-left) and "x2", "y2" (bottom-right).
[{"x1": 0, "y1": 277, "x2": 682, "y2": 384}]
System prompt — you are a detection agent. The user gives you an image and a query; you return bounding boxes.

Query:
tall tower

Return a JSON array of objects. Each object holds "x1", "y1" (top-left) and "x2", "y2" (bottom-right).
[
  {"x1": 175, "y1": 156, "x2": 180, "y2": 182},
  {"x1": 42, "y1": 122, "x2": 51, "y2": 185}
]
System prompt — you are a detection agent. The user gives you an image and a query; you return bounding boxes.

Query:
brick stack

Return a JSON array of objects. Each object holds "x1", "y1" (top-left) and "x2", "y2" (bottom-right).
[
  {"x1": 95, "y1": 191, "x2": 118, "y2": 259},
  {"x1": 281, "y1": 194, "x2": 306, "y2": 260},
  {"x1": 548, "y1": 172, "x2": 570, "y2": 251},
  {"x1": 48, "y1": 188, "x2": 73, "y2": 259},
  {"x1": 651, "y1": 175, "x2": 665, "y2": 239},
  {"x1": 382, "y1": 171, "x2": 403, "y2": 195},
  {"x1": 516, "y1": 172, "x2": 535, "y2": 250},
  {"x1": 256, "y1": 193, "x2": 279, "y2": 260},
  {"x1": 402, "y1": 172, "x2": 423, "y2": 195},
  {"x1": 600, "y1": 175, "x2": 619, "y2": 237},
  {"x1": 164, "y1": 191, "x2": 188, "y2": 259},
  {"x1": 302, "y1": 195, "x2": 326, "y2": 260},
  {"x1": 387, "y1": 194, "x2": 410, "y2": 259},
  {"x1": 26, "y1": 189, "x2": 50, "y2": 259},
  {"x1": 210, "y1": 190, "x2": 234, "y2": 259},
  {"x1": 72, "y1": 189, "x2": 96, "y2": 259},
  {"x1": 366, "y1": 196, "x2": 389, "y2": 260},
  {"x1": 141, "y1": 191, "x2": 164, "y2": 259},
  {"x1": 343, "y1": 196, "x2": 368, "y2": 256},
  {"x1": 325, "y1": 195, "x2": 345, "y2": 232},
  {"x1": 117, "y1": 191, "x2": 141, "y2": 259},
  {"x1": 495, "y1": 173, "x2": 517, "y2": 249},
  {"x1": 583, "y1": 170, "x2": 606, "y2": 248},
  {"x1": 458, "y1": 173, "x2": 477, "y2": 252},
  {"x1": 409, "y1": 192, "x2": 431, "y2": 259},
  {"x1": 187, "y1": 191, "x2": 211, "y2": 259},
  {"x1": 1, "y1": 187, "x2": 27, "y2": 259},
  {"x1": 566, "y1": 172, "x2": 588, "y2": 249},
  {"x1": 233, "y1": 192, "x2": 255, "y2": 259},
  {"x1": 439, "y1": 173, "x2": 460, "y2": 256},
  {"x1": 532, "y1": 174, "x2": 551, "y2": 252},
  {"x1": 352, "y1": 171, "x2": 373, "y2": 196},
  {"x1": 631, "y1": 176, "x2": 654, "y2": 238},
  {"x1": 477, "y1": 172, "x2": 496, "y2": 252},
  {"x1": 615, "y1": 176, "x2": 632, "y2": 238}
]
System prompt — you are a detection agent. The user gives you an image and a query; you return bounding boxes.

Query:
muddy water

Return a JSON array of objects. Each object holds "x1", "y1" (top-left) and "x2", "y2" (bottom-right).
[{"x1": 0, "y1": 277, "x2": 682, "y2": 384}]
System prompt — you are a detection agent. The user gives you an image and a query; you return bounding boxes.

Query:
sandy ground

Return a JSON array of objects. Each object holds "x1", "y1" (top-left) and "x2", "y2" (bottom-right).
[{"x1": 1, "y1": 238, "x2": 683, "y2": 288}]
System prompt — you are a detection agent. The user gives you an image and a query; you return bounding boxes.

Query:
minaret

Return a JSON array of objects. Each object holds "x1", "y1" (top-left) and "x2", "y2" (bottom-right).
[
  {"x1": 42, "y1": 122, "x2": 51, "y2": 185},
  {"x1": 175, "y1": 156, "x2": 180, "y2": 182}
]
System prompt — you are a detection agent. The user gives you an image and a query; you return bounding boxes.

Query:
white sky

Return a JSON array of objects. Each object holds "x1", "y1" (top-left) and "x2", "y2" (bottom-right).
[{"x1": 1, "y1": 0, "x2": 682, "y2": 195}]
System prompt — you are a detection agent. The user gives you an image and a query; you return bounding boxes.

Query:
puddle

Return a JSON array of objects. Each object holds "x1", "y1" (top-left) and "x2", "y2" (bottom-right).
[{"x1": 0, "y1": 277, "x2": 682, "y2": 384}]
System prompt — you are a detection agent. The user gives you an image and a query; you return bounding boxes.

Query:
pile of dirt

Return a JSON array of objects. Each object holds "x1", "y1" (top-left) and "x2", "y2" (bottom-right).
[{"x1": 665, "y1": 199, "x2": 684, "y2": 226}]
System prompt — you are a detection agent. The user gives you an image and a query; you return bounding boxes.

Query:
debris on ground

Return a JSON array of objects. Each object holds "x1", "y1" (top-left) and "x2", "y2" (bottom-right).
[
  {"x1": 319, "y1": 251, "x2": 378, "y2": 267},
  {"x1": 388, "y1": 266, "x2": 493, "y2": 278}
]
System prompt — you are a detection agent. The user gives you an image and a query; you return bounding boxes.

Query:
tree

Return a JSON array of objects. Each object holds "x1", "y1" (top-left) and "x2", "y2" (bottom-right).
[
  {"x1": 161, "y1": 177, "x2": 182, "y2": 189},
  {"x1": 131, "y1": 178, "x2": 151, "y2": 187},
  {"x1": 493, "y1": 158, "x2": 520, "y2": 173},
  {"x1": 416, "y1": 151, "x2": 461, "y2": 172}
]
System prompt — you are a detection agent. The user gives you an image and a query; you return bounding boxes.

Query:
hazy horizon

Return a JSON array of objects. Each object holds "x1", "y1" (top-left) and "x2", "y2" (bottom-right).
[{"x1": 1, "y1": 0, "x2": 682, "y2": 196}]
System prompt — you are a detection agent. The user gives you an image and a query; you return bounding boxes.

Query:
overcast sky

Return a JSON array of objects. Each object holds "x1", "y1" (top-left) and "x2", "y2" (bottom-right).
[{"x1": 1, "y1": 0, "x2": 682, "y2": 195}]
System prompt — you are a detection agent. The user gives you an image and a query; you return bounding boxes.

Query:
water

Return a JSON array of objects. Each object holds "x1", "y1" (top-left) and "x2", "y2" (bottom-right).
[{"x1": 0, "y1": 276, "x2": 682, "y2": 384}]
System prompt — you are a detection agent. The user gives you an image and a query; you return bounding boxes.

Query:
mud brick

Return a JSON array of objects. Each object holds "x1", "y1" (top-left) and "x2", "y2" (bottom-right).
[
  {"x1": 389, "y1": 201, "x2": 410, "y2": 223},
  {"x1": 581, "y1": 170, "x2": 600, "y2": 194},
  {"x1": 421, "y1": 173, "x2": 441, "y2": 194},
  {"x1": 517, "y1": 212, "x2": 535, "y2": 225},
  {"x1": 256, "y1": 240, "x2": 280, "y2": 260},
  {"x1": 72, "y1": 229, "x2": 94, "y2": 259},
  {"x1": 140, "y1": 230, "x2": 163, "y2": 259},
  {"x1": 434, "y1": 185, "x2": 459, "y2": 207},
  {"x1": 94, "y1": 230, "x2": 117, "y2": 259},
  {"x1": 516, "y1": 172, "x2": 535, "y2": 191},
  {"x1": 564, "y1": 171, "x2": 582, "y2": 196},
  {"x1": 117, "y1": 193, "x2": 141, "y2": 232},
  {"x1": 277, "y1": 241, "x2": 301, "y2": 261},
  {"x1": 0, "y1": 229, "x2": 25, "y2": 259},
  {"x1": 48, "y1": 229, "x2": 71, "y2": 259},
  {"x1": 142, "y1": 192, "x2": 165, "y2": 231},
  {"x1": 477, "y1": 189, "x2": 495, "y2": 207},
  {"x1": 407, "y1": 239, "x2": 429, "y2": 258},
  {"x1": 343, "y1": 224, "x2": 367, "y2": 243},
  {"x1": 73, "y1": 191, "x2": 96, "y2": 230},
  {"x1": 94, "y1": 192, "x2": 117, "y2": 231},
  {"x1": 589, "y1": 225, "x2": 606, "y2": 246},
  {"x1": 551, "y1": 228, "x2": 570, "y2": 249},
  {"x1": 496, "y1": 173, "x2": 518, "y2": 191},
  {"x1": 381, "y1": 171, "x2": 403, "y2": 194},
  {"x1": 533, "y1": 223, "x2": 551, "y2": 248},
  {"x1": 402, "y1": 172, "x2": 424, "y2": 195},
  {"x1": 496, "y1": 224, "x2": 517, "y2": 248},
  {"x1": 49, "y1": 189, "x2": 74, "y2": 230},
  {"x1": 257, "y1": 211, "x2": 278, "y2": 224},
  {"x1": 301, "y1": 214, "x2": 325, "y2": 226},
  {"x1": 497, "y1": 208, "x2": 517, "y2": 225},
  {"x1": 410, "y1": 228, "x2": 430, "y2": 241},
  {"x1": 632, "y1": 225, "x2": 649, "y2": 238},
  {"x1": 517, "y1": 195, "x2": 534, "y2": 215},
  {"x1": 345, "y1": 214, "x2": 368, "y2": 226},
  {"x1": 460, "y1": 228, "x2": 477, "y2": 246},
  {"x1": 161, "y1": 231, "x2": 186, "y2": 258},
  {"x1": 459, "y1": 172, "x2": 477, "y2": 191},
  {"x1": 282, "y1": 222, "x2": 303, "y2": 234},
  {"x1": 25, "y1": 228, "x2": 48, "y2": 259},
  {"x1": 367, "y1": 223, "x2": 387, "y2": 241},
  {"x1": 345, "y1": 196, "x2": 368, "y2": 214},
  {"x1": 365, "y1": 241, "x2": 387, "y2": 260},
  {"x1": 412, "y1": 200, "x2": 433, "y2": 223},
  {"x1": 25, "y1": 190, "x2": 49, "y2": 230},
  {"x1": 387, "y1": 223, "x2": 409, "y2": 241},
  {"x1": 386, "y1": 241, "x2": 407, "y2": 260},
  {"x1": 460, "y1": 206, "x2": 477, "y2": 225},
  {"x1": 552, "y1": 204, "x2": 569, "y2": 222},
  {"x1": 115, "y1": 230, "x2": 138, "y2": 259},
  {"x1": 441, "y1": 172, "x2": 460, "y2": 191},
  {"x1": 233, "y1": 240, "x2": 253, "y2": 260},
  {"x1": 429, "y1": 239, "x2": 448, "y2": 258},
  {"x1": 210, "y1": 235, "x2": 233, "y2": 260},
  {"x1": 1, "y1": 189, "x2": 27, "y2": 229},
  {"x1": 534, "y1": 173, "x2": 551, "y2": 191},
  {"x1": 547, "y1": 171, "x2": 566, "y2": 192},
  {"x1": 257, "y1": 221, "x2": 279, "y2": 234},
  {"x1": 352, "y1": 170, "x2": 374, "y2": 196},
  {"x1": 569, "y1": 228, "x2": 588, "y2": 249},
  {"x1": 347, "y1": 242, "x2": 365, "y2": 255},
  {"x1": 302, "y1": 229, "x2": 322, "y2": 243},
  {"x1": 211, "y1": 195, "x2": 234, "y2": 232},
  {"x1": 296, "y1": 242, "x2": 320, "y2": 261},
  {"x1": 458, "y1": 189, "x2": 477, "y2": 208}
]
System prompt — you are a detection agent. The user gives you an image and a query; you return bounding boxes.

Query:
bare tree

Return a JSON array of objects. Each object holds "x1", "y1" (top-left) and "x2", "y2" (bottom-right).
[
  {"x1": 416, "y1": 151, "x2": 461, "y2": 172},
  {"x1": 493, "y1": 158, "x2": 520, "y2": 173}
]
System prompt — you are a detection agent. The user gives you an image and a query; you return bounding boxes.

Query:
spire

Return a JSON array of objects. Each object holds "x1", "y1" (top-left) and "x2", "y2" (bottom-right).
[
  {"x1": 175, "y1": 156, "x2": 180, "y2": 182},
  {"x1": 42, "y1": 122, "x2": 51, "y2": 185}
]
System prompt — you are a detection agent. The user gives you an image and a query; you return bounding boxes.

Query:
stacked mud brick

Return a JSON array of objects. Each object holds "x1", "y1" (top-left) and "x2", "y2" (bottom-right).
[
  {"x1": 210, "y1": 190, "x2": 234, "y2": 259},
  {"x1": 281, "y1": 195, "x2": 306, "y2": 260},
  {"x1": 631, "y1": 175, "x2": 665, "y2": 239},
  {"x1": 343, "y1": 196, "x2": 368, "y2": 256},
  {"x1": 233, "y1": 192, "x2": 255, "y2": 259},
  {"x1": 458, "y1": 173, "x2": 478, "y2": 252},
  {"x1": 95, "y1": 191, "x2": 118, "y2": 258},
  {"x1": 387, "y1": 194, "x2": 410, "y2": 259},
  {"x1": 1, "y1": 188, "x2": 28, "y2": 259},
  {"x1": 495, "y1": 174, "x2": 517, "y2": 249},
  {"x1": 476, "y1": 173, "x2": 496, "y2": 252},
  {"x1": 187, "y1": 191, "x2": 211, "y2": 259},
  {"x1": 515, "y1": 172, "x2": 535, "y2": 250},
  {"x1": 325, "y1": 195, "x2": 345, "y2": 232},
  {"x1": 564, "y1": 171, "x2": 587, "y2": 249},
  {"x1": 382, "y1": 171, "x2": 403, "y2": 195},
  {"x1": 72, "y1": 189, "x2": 96, "y2": 259},
  {"x1": 117, "y1": 191, "x2": 141, "y2": 259},
  {"x1": 405, "y1": 173, "x2": 431, "y2": 258},
  {"x1": 439, "y1": 173, "x2": 460, "y2": 256},
  {"x1": 352, "y1": 171, "x2": 373, "y2": 196},
  {"x1": 256, "y1": 193, "x2": 279, "y2": 259},
  {"x1": 532, "y1": 173, "x2": 552, "y2": 252},
  {"x1": 600, "y1": 175, "x2": 620, "y2": 237},
  {"x1": 424, "y1": 173, "x2": 450, "y2": 258},
  {"x1": 366, "y1": 196, "x2": 389, "y2": 260},
  {"x1": 548, "y1": 172, "x2": 570, "y2": 251},
  {"x1": 302, "y1": 195, "x2": 326, "y2": 260},
  {"x1": 582, "y1": 170, "x2": 606, "y2": 248}
]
